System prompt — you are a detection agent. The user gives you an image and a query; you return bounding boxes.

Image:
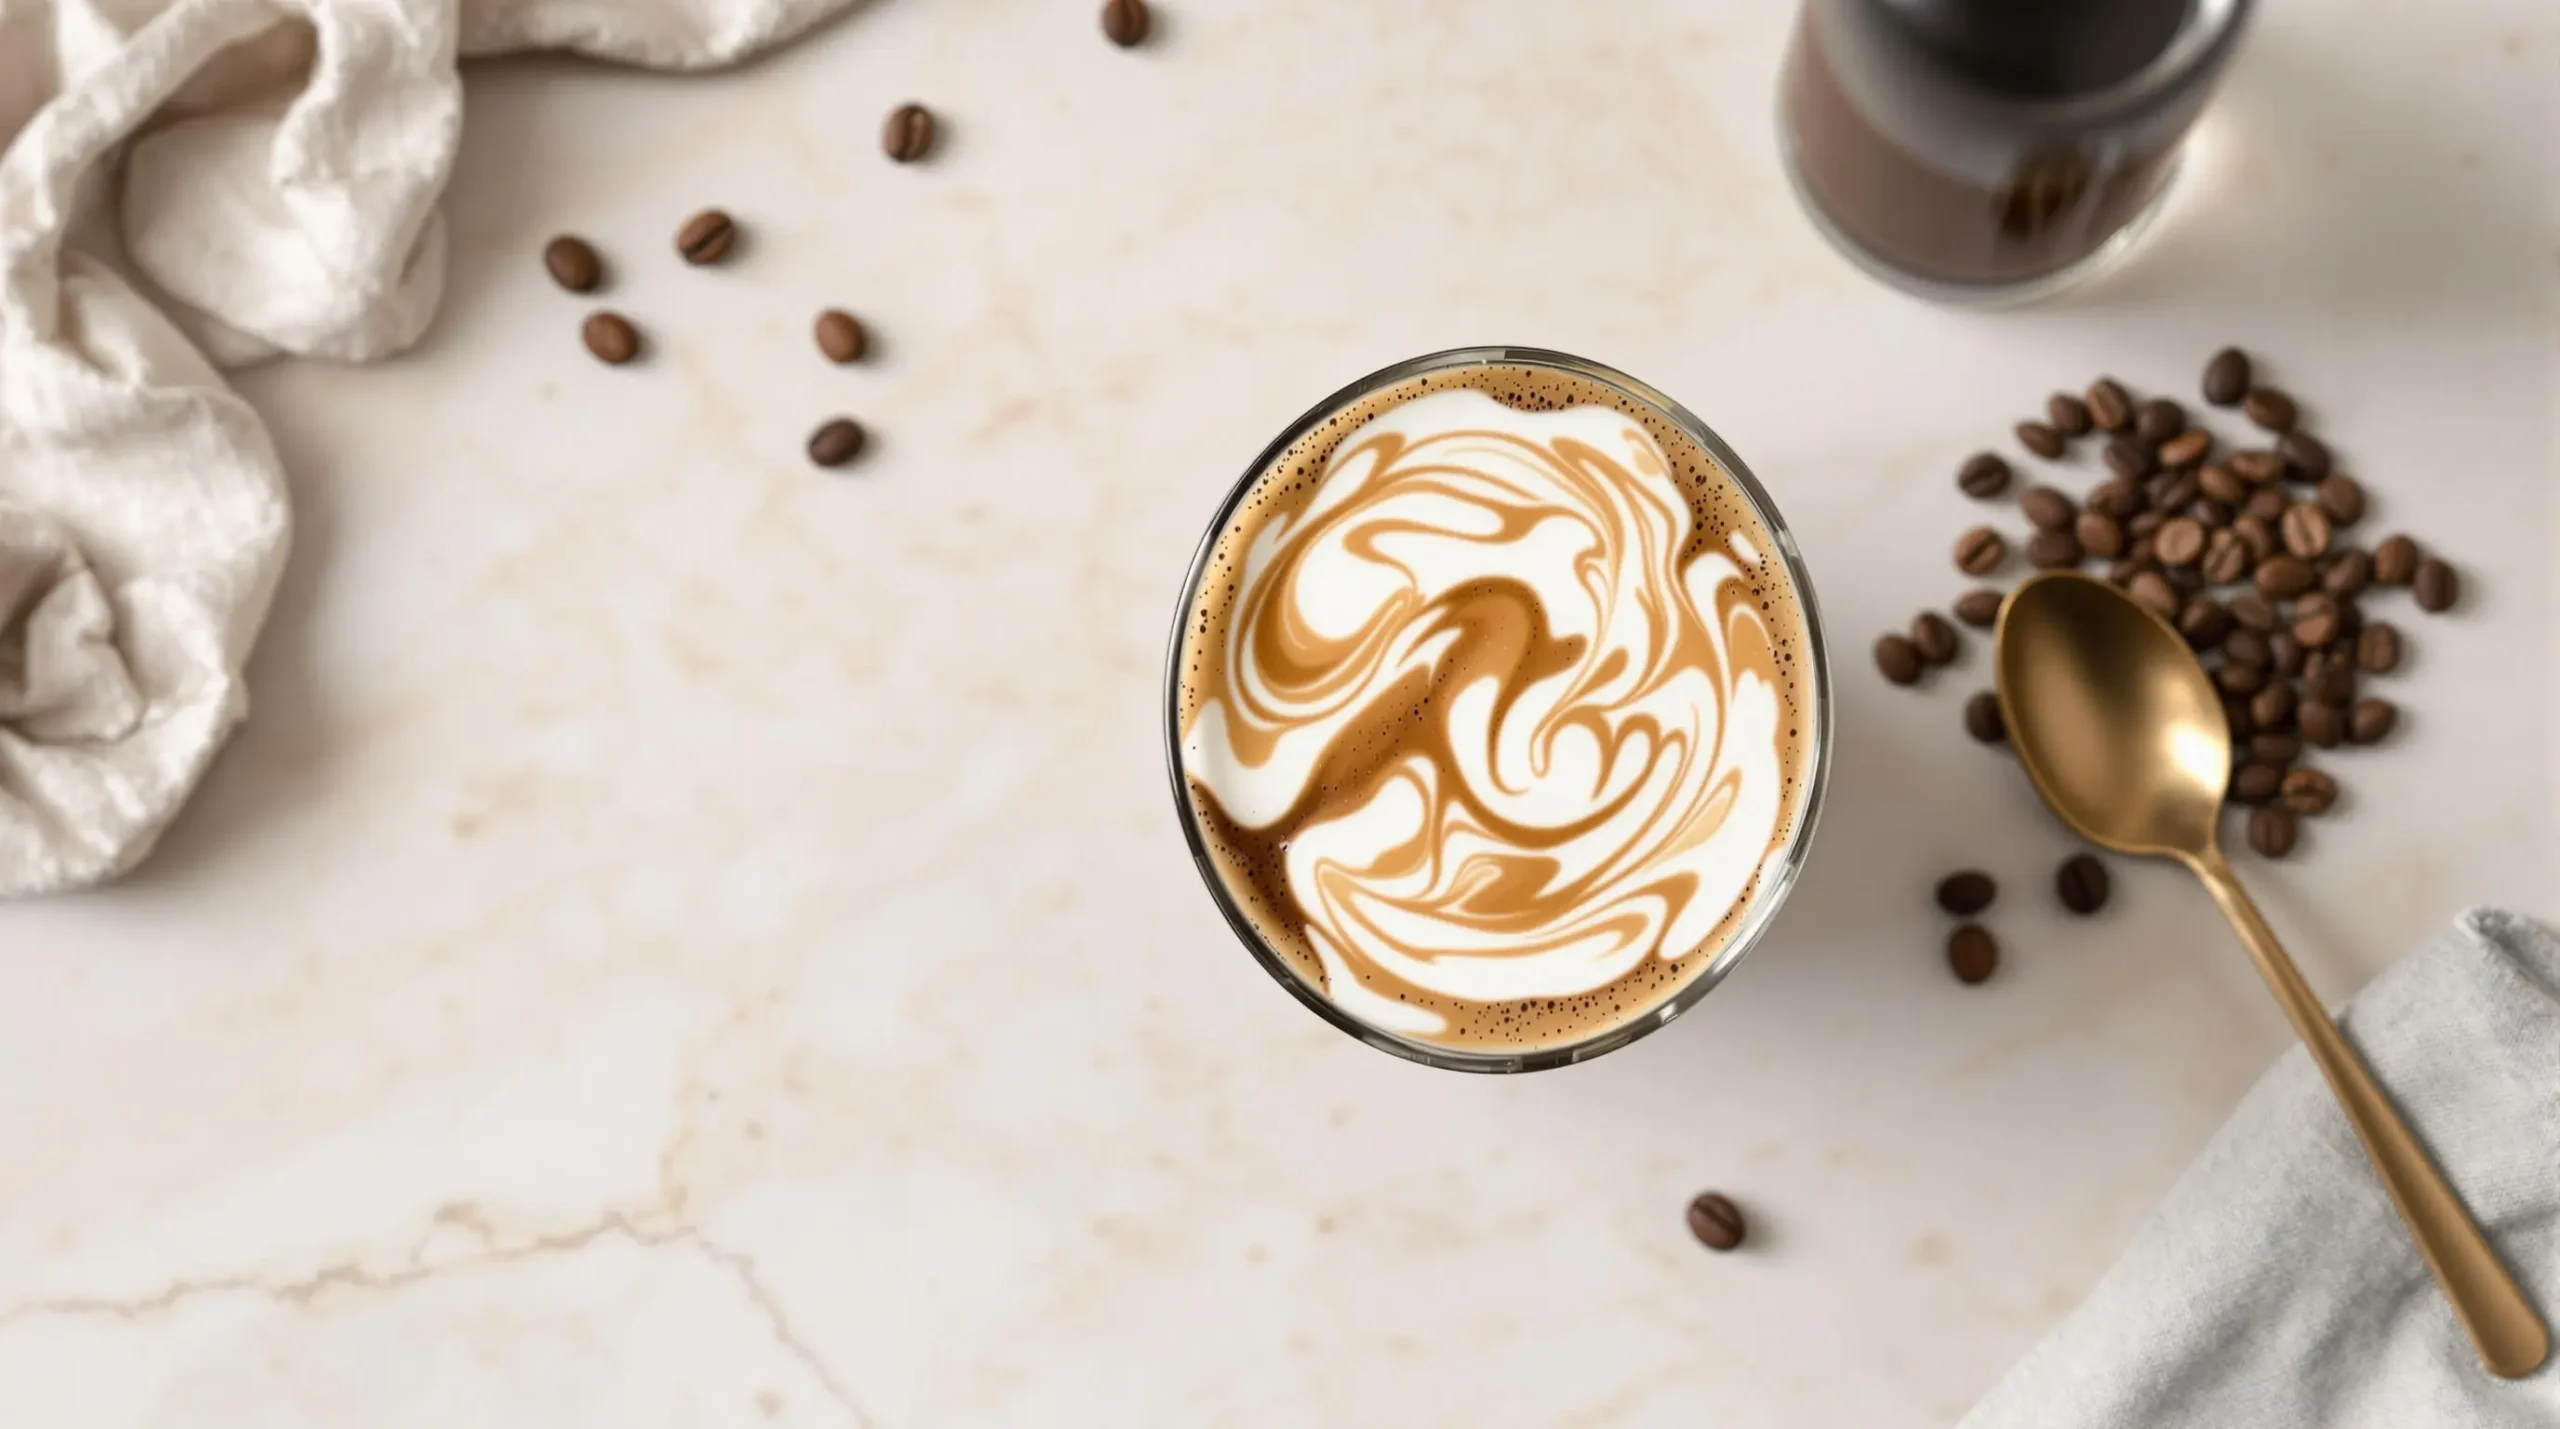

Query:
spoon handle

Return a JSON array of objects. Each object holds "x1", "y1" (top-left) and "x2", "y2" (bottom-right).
[{"x1": 2191, "y1": 848, "x2": 2548, "y2": 1379}]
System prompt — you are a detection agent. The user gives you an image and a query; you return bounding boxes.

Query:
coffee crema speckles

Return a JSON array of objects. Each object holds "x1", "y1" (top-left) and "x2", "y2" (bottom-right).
[{"x1": 1176, "y1": 362, "x2": 1819, "y2": 1053}]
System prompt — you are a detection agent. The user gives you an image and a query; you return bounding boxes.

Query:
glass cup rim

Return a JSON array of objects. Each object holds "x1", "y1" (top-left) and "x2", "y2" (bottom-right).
[{"x1": 1160, "y1": 345, "x2": 1835, "y2": 1074}]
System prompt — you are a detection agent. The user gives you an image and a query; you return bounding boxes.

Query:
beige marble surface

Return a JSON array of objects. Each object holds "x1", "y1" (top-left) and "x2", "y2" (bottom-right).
[{"x1": 3, "y1": 0, "x2": 2556, "y2": 1423}]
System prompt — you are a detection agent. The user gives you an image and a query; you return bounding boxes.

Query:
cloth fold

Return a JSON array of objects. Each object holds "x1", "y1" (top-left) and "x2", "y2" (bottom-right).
[
  {"x1": 0, "y1": 0, "x2": 863, "y2": 899},
  {"x1": 1964, "y1": 906, "x2": 2560, "y2": 1427}
]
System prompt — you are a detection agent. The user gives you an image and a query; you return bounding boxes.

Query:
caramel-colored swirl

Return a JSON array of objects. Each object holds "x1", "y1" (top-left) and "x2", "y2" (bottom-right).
[{"x1": 1183, "y1": 386, "x2": 1798, "y2": 1046}]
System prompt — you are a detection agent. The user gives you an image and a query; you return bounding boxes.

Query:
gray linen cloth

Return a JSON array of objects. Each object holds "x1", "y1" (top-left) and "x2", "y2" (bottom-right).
[{"x1": 1963, "y1": 907, "x2": 2560, "y2": 1427}]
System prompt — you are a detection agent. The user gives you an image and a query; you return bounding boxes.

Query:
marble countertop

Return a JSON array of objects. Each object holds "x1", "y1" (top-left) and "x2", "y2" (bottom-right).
[{"x1": 3, "y1": 0, "x2": 2554, "y2": 1423}]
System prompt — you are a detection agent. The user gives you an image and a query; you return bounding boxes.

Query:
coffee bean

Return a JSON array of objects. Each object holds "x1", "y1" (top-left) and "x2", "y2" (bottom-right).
[
  {"x1": 2414, "y1": 558, "x2": 2460, "y2": 613},
  {"x1": 2016, "y1": 421, "x2": 2066, "y2": 460},
  {"x1": 2250, "y1": 681, "x2": 2296, "y2": 731},
  {"x1": 1964, "y1": 690, "x2": 2005, "y2": 744},
  {"x1": 2128, "y1": 510, "x2": 2166, "y2": 540},
  {"x1": 1953, "y1": 588, "x2": 2005, "y2": 629},
  {"x1": 2026, "y1": 530, "x2": 2082, "y2": 569},
  {"x1": 2349, "y1": 697, "x2": 2397, "y2": 745},
  {"x1": 2230, "y1": 451, "x2": 2287, "y2": 485},
  {"x1": 2223, "y1": 627, "x2": 2270, "y2": 667},
  {"x1": 2313, "y1": 473, "x2": 2365, "y2": 526},
  {"x1": 2242, "y1": 486, "x2": 2289, "y2": 522},
  {"x1": 2214, "y1": 659, "x2": 2265, "y2": 696},
  {"x1": 1947, "y1": 925, "x2": 1999, "y2": 985},
  {"x1": 2269, "y1": 631, "x2": 2306, "y2": 676},
  {"x1": 2154, "y1": 516, "x2": 2207, "y2": 568},
  {"x1": 1936, "y1": 870, "x2": 1997, "y2": 915},
  {"x1": 1955, "y1": 527, "x2": 2007, "y2": 575},
  {"x1": 581, "y1": 311, "x2": 641, "y2": 365},
  {"x1": 1687, "y1": 1192, "x2": 1746, "y2": 1251},
  {"x1": 1101, "y1": 0, "x2": 1151, "y2": 46},
  {"x1": 2197, "y1": 465, "x2": 2246, "y2": 505},
  {"x1": 882, "y1": 102, "x2": 937, "y2": 162},
  {"x1": 542, "y1": 235, "x2": 603, "y2": 292},
  {"x1": 2292, "y1": 604, "x2": 2342, "y2": 649},
  {"x1": 2201, "y1": 529, "x2": 2252, "y2": 585},
  {"x1": 2046, "y1": 393, "x2": 2092, "y2": 437},
  {"x1": 2242, "y1": 387, "x2": 2298, "y2": 433},
  {"x1": 2248, "y1": 805, "x2": 2299, "y2": 858},
  {"x1": 2076, "y1": 510, "x2": 2126, "y2": 560},
  {"x1": 2149, "y1": 471, "x2": 2201, "y2": 515},
  {"x1": 1958, "y1": 452, "x2": 2013, "y2": 498},
  {"x1": 2356, "y1": 621, "x2": 2402, "y2": 674},
  {"x1": 2089, "y1": 480, "x2": 2143, "y2": 519},
  {"x1": 2229, "y1": 595, "x2": 2276, "y2": 634},
  {"x1": 2127, "y1": 571, "x2": 2180, "y2": 619},
  {"x1": 2299, "y1": 701, "x2": 2345, "y2": 748},
  {"x1": 2105, "y1": 434, "x2": 2156, "y2": 480},
  {"x1": 2251, "y1": 732, "x2": 2302, "y2": 766},
  {"x1": 2279, "y1": 768, "x2": 2338, "y2": 816},
  {"x1": 2106, "y1": 559, "x2": 2142, "y2": 587},
  {"x1": 2321, "y1": 548, "x2": 2372, "y2": 597},
  {"x1": 2304, "y1": 658, "x2": 2354, "y2": 707},
  {"x1": 2203, "y1": 347, "x2": 2252, "y2": 405},
  {"x1": 2278, "y1": 504, "x2": 2332, "y2": 559},
  {"x1": 2177, "y1": 597, "x2": 2231, "y2": 650},
  {"x1": 2278, "y1": 432, "x2": 2331, "y2": 482},
  {"x1": 2135, "y1": 398, "x2": 2186, "y2": 444},
  {"x1": 807, "y1": 416, "x2": 867, "y2": 468},
  {"x1": 2054, "y1": 854, "x2": 2110, "y2": 915},
  {"x1": 1874, "y1": 633, "x2": 1923, "y2": 686},
  {"x1": 2223, "y1": 694, "x2": 2256, "y2": 740},
  {"x1": 676, "y1": 208, "x2": 738, "y2": 265},
  {"x1": 1911, "y1": 611, "x2": 1960, "y2": 665},
  {"x1": 2164, "y1": 566, "x2": 2203, "y2": 597},
  {"x1": 2254, "y1": 553, "x2": 2316, "y2": 598},
  {"x1": 2086, "y1": 377, "x2": 2133, "y2": 432},
  {"x1": 2188, "y1": 498, "x2": 2233, "y2": 529},
  {"x1": 2372, "y1": 534, "x2": 2420, "y2": 586},
  {"x1": 2230, "y1": 762, "x2": 2281, "y2": 803},
  {"x1": 2156, "y1": 432, "x2": 2210, "y2": 474},
  {"x1": 2018, "y1": 485, "x2": 2074, "y2": 532},
  {"x1": 813, "y1": 308, "x2": 868, "y2": 363}
]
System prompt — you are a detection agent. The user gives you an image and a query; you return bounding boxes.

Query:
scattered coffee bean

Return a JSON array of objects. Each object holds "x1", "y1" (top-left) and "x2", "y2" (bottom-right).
[
  {"x1": 2321, "y1": 548, "x2": 2372, "y2": 597},
  {"x1": 808, "y1": 416, "x2": 867, "y2": 468},
  {"x1": 2157, "y1": 428, "x2": 2211, "y2": 469},
  {"x1": 2279, "y1": 768, "x2": 2338, "y2": 816},
  {"x1": 2250, "y1": 732, "x2": 2302, "y2": 766},
  {"x1": 2201, "y1": 530, "x2": 2252, "y2": 585},
  {"x1": 1687, "y1": 1192, "x2": 1746, "y2": 1251},
  {"x1": 2154, "y1": 516, "x2": 2207, "y2": 568},
  {"x1": 1953, "y1": 588, "x2": 2005, "y2": 628},
  {"x1": 581, "y1": 311, "x2": 641, "y2": 365},
  {"x1": 2223, "y1": 627, "x2": 2270, "y2": 667},
  {"x1": 2055, "y1": 854, "x2": 2111, "y2": 915},
  {"x1": 2076, "y1": 510, "x2": 2126, "y2": 560},
  {"x1": 2313, "y1": 473, "x2": 2364, "y2": 526},
  {"x1": 2214, "y1": 660, "x2": 2265, "y2": 696},
  {"x1": 2228, "y1": 594, "x2": 2277, "y2": 634},
  {"x1": 2242, "y1": 386, "x2": 2298, "y2": 433},
  {"x1": 2278, "y1": 431, "x2": 2331, "y2": 482},
  {"x1": 1947, "y1": 925, "x2": 1999, "y2": 985},
  {"x1": 1964, "y1": 690, "x2": 2005, "y2": 744},
  {"x1": 2135, "y1": 398, "x2": 2186, "y2": 444},
  {"x1": 2254, "y1": 553, "x2": 2316, "y2": 598},
  {"x1": 1875, "y1": 633, "x2": 1923, "y2": 686},
  {"x1": 2177, "y1": 597, "x2": 2231, "y2": 650},
  {"x1": 1936, "y1": 870, "x2": 1997, "y2": 915},
  {"x1": 2026, "y1": 530, "x2": 2082, "y2": 569},
  {"x1": 2230, "y1": 762, "x2": 2281, "y2": 804},
  {"x1": 1958, "y1": 452, "x2": 2013, "y2": 498},
  {"x1": 2299, "y1": 701, "x2": 2345, "y2": 748},
  {"x1": 2202, "y1": 347, "x2": 2252, "y2": 405},
  {"x1": 2149, "y1": 470, "x2": 2201, "y2": 514},
  {"x1": 2248, "y1": 805, "x2": 2299, "y2": 858},
  {"x1": 2349, "y1": 697, "x2": 2397, "y2": 745},
  {"x1": 2372, "y1": 534, "x2": 2420, "y2": 586},
  {"x1": 2278, "y1": 504, "x2": 2332, "y2": 559},
  {"x1": 2017, "y1": 421, "x2": 2066, "y2": 460},
  {"x1": 1100, "y1": 0, "x2": 1151, "y2": 46},
  {"x1": 2106, "y1": 559, "x2": 2142, "y2": 586},
  {"x1": 2187, "y1": 498, "x2": 2233, "y2": 529},
  {"x1": 2086, "y1": 378, "x2": 2133, "y2": 432},
  {"x1": 2127, "y1": 571, "x2": 2180, "y2": 619},
  {"x1": 2128, "y1": 510, "x2": 2166, "y2": 540},
  {"x1": 2196, "y1": 465, "x2": 2246, "y2": 506},
  {"x1": 676, "y1": 208, "x2": 738, "y2": 265},
  {"x1": 2089, "y1": 480, "x2": 2142, "y2": 519},
  {"x1": 1955, "y1": 527, "x2": 2007, "y2": 575},
  {"x1": 2304, "y1": 658, "x2": 2354, "y2": 707},
  {"x1": 2241, "y1": 486, "x2": 2289, "y2": 523},
  {"x1": 2105, "y1": 434, "x2": 2156, "y2": 479},
  {"x1": 2250, "y1": 681, "x2": 2296, "y2": 731},
  {"x1": 542, "y1": 235, "x2": 603, "y2": 292},
  {"x1": 2356, "y1": 622, "x2": 2402, "y2": 674},
  {"x1": 813, "y1": 308, "x2": 868, "y2": 363},
  {"x1": 1911, "y1": 611, "x2": 1960, "y2": 665},
  {"x1": 2269, "y1": 631, "x2": 2306, "y2": 676},
  {"x1": 2230, "y1": 450, "x2": 2286, "y2": 485},
  {"x1": 2046, "y1": 393, "x2": 2092, "y2": 437},
  {"x1": 882, "y1": 102, "x2": 938, "y2": 163},
  {"x1": 2292, "y1": 602, "x2": 2342, "y2": 649},
  {"x1": 2413, "y1": 558, "x2": 2460, "y2": 613},
  {"x1": 2018, "y1": 485, "x2": 2075, "y2": 532}
]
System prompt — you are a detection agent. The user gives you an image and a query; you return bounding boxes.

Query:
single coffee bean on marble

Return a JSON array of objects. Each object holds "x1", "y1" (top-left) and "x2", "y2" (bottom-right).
[
  {"x1": 2090, "y1": 480, "x2": 2143, "y2": 519},
  {"x1": 2177, "y1": 597, "x2": 2231, "y2": 650},
  {"x1": 2086, "y1": 377, "x2": 2133, "y2": 432},
  {"x1": 2202, "y1": 347, "x2": 2252, "y2": 405},
  {"x1": 2255, "y1": 553, "x2": 2316, "y2": 598},
  {"x1": 813, "y1": 308, "x2": 868, "y2": 363},
  {"x1": 2279, "y1": 504, "x2": 2332, "y2": 559},
  {"x1": 2188, "y1": 498, "x2": 2233, "y2": 529},
  {"x1": 2269, "y1": 631, "x2": 2306, "y2": 676},
  {"x1": 2372, "y1": 534, "x2": 2420, "y2": 586},
  {"x1": 2223, "y1": 627, "x2": 2270, "y2": 668},
  {"x1": 2349, "y1": 697, "x2": 2397, "y2": 744},
  {"x1": 2230, "y1": 450, "x2": 2287, "y2": 485},
  {"x1": 2414, "y1": 558, "x2": 2460, "y2": 613},
  {"x1": 2197, "y1": 464, "x2": 2247, "y2": 505},
  {"x1": 2157, "y1": 428, "x2": 2211, "y2": 470},
  {"x1": 1687, "y1": 1192, "x2": 1746, "y2": 1251},
  {"x1": 2154, "y1": 516, "x2": 2208, "y2": 568},
  {"x1": 2105, "y1": 434, "x2": 2156, "y2": 480},
  {"x1": 2230, "y1": 762, "x2": 2281, "y2": 804},
  {"x1": 882, "y1": 102, "x2": 937, "y2": 162},
  {"x1": 2055, "y1": 854, "x2": 2111, "y2": 915},
  {"x1": 542, "y1": 235, "x2": 603, "y2": 292},
  {"x1": 1100, "y1": 0, "x2": 1151, "y2": 46},
  {"x1": 2242, "y1": 486, "x2": 2289, "y2": 522},
  {"x1": 2242, "y1": 386, "x2": 2298, "y2": 433},
  {"x1": 2214, "y1": 659, "x2": 2265, "y2": 696},
  {"x1": 2250, "y1": 681, "x2": 2297, "y2": 731},
  {"x1": 2019, "y1": 485, "x2": 2076, "y2": 532},
  {"x1": 2016, "y1": 421, "x2": 2066, "y2": 460},
  {"x1": 1936, "y1": 870, "x2": 1997, "y2": 915},
  {"x1": 2229, "y1": 594, "x2": 2277, "y2": 634},
  {"x1": 2127, "y1": 571, "x2": 2180, "y2": 619},
  {"x1": 2202, "y1": 529, "x2": 2252, "y2": 585},
  {"x1": 2248, "y1": 805, "x2": 2299, "y2": 858},
  {"x1": 2315, "y1": 473, "x2": 2365, "y2": 526},
  {"x1": 2047, "y1": 393, "x2": 2092, "y2": 437},
  {"x1": 1958, "y1": 452, "x2": 2013, "y2": 498},
  {"x1": 675, "y1": 209, "x2": 738, "y2": 265},
  {"x1": 2280, "y1": 768, "x2": 2338, "y2": 816},
  {"x1": 2356, "y1": 622, "x2": 2402, "y2": 673},
  {"x1": 1953, "y1": 588, "x2": 2005, "y2": 629},
  {"x1": 2321, "y1": 547, "x2": 2372, "y2": 597},
  {"x1": 2278, "y1": 431, "x2": 2331, "y2": 482},
  {"x1": 1875, "y1": 633, "x2": 1923, "y2": 686},
  {"x1": 1964, "y1": 690, "x2": 2005, "y2": 744},
  {"x1": 2076, "y1": 510, "x2": 2126, "y2": 560},
  {"x1": 1955, "y1": 527, "x2": 2007, "y2": 575},
  {"x1": 2299, "y1": 701, "x2": 2346, "y2": 748},
  {"x1": 1947, "y1": 925, "x2": 2000, "y2": 985},
  {"x1": 2135, "y1": 398, "x2": 2186, "y2": 444},
  {"x1": 1911, "y1": 611, "x2": 1960, "y2": 665},
  {"x1": 2026, "y1": 530, "x2": 2082, "y2": 570},
  {"x1": 807, "y1": 416, "x2": 867, "y2": 468},
  {"x1": 581, "y1": 311, "x2": 641, "y2": 364},
  {"x1": 2251, "y1": 732, "x2": 2302, "y2": 767}
]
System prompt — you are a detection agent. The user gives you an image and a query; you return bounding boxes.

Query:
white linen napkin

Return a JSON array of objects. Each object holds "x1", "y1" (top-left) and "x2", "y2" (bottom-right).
[
  {"x1": 1964, "y1": 906, "x2": 2560, "y2": 1427},
  {"x1": 0, "y1": 0, "x2": 862, "y2": 899}
]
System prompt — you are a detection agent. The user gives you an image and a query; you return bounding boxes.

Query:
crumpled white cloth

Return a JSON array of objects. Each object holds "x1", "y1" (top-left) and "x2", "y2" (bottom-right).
[
  {"x1": 1964, "y1": 907, "x2": 2560, "y2": 1427},
  {"x1": 0, "y1": 0, "x2": 860, "y2": 899}
]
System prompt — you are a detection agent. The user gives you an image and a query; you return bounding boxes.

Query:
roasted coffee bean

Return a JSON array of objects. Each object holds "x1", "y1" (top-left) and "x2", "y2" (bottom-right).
[
  {"x1": 1953, "y1": 588, "x2": 2005, "y2": 629},
  {"x1": 1687, "y1": 1192, "x2": 1746, "y2": 1251},
  {"x1": 2349, "y1": 698, "x2": 2397, "y2": 745},
  {"x1": 2321, "y1": 547, "x2": 2372, "y2": 597},
  {"x1": 1955, "y1": 526, "x2": 2007, "y2": 575},
  {"x1": 2229, "y1": 594, "x2": 2277, "y2": 634},
  {"x1": 1874, "y1": 633, "x2": 1923, "y2": 686},
  {"x1": 2135, "y1": 398, "x2": 2187, "y2": 444},
  {"x1": 2304, "y1": 658, "x2": 2354, "y2": 707},
  {"x1": 2156, "y1": 428, "x2": 2211, "y2": 470},
  {"x1": 2202, "y1": 529, "x2": 2252, "y2": 585},
  {"x1": 676, "y1": 208, "x2": 738, "y2": 265},
  {"x1": 2055, "y1": 854, "x2": 2110, "y2": 915},
  {"x1": 2250, "y1": 681, "x2": 2296, "y2": 731},
  {"x1": 2104, "y1": 434, "x2": 2156, "y2": 480},
  {"x1": 2230, "y1": 450, "x2": 2287, "y2": 485},
  {"x1": 2076, "y1": 510, "x2": 2126, "y2": 560},
  {"x1": 2292, "y1": 602, "x2": 2343, "y2": 649},
  {"x1": 2278, "y1": 431, "x2": 2331, "y2": 482},
  {"x1": 2414, "y1": 558, "x2": 2460, "y2": 613},
  {"x1": 1947, "y1": 924, "x2": 1999, "y2": 985},
  {"x1": 2229, "y1": 516, "x2": 2275, "y2": 567},
  {"x1": 2154, "y1": 516, "x2": 2208, "y2": 568},
  {"x1": 2026, "y1": 530, "x2": 2082, "y2": 569},
  {"x1": 2230, "y1": 762, "x2": 2281, "y2": 804},
  {"x1": 2223, "y1": 694, "x2": 2256, "y2": 740},
  {"x1": 1964, "y1": 690, "x2": 2005, "y2": 744},
  {"x1": 2128, "y1": 510, "x2": 2166, "y2": 540},
  {"x1": 2279, "y1": 504, "x2": 2332, "y2": 559},
  {"x1": 2242, "y1": 386, "x2": 2298, "y2": 433},
  {"x1": 1958, "y1": 452, "x2": 2013, "y2": 498},
  {"x1": 581, "y1": 311, "x2": 641, "y2": 364},
  {"x1": 2149, "y1": 471, "x2": 2201, "y2": 514},
  {"x1": 2280, "y1": 768, "x2": 2338, "y2": 816},
  {"x1": 2269, "y1": 631, "x2": 2306, "y2": 676},
  {"x1": 2164, "y1": 565, "x2": 2204, "y2": 597},
  {"x1": 2372, "y1": 534, "x2": 2420, "y2": 586},
  {"x1": 2086, "y1": 377, "x2": 2133, "y2": 432},
  {"x1": 2019, "y1": 485, "x2": 2076, "y2": 532},
  {"x1": 882, "y1": 102, "x2": 937, "y2": 162},
  {"x1": 807, "y1": 416, "x2": 867, "y2": 468},
  {"x1": 2016, "y1": 421, "x2": 2066, "y2": 460},
  {"x1": 2089, "y1": 480, "x2": 2143, "y2": 519},
  {"x1": 2106, "y1": 559, "x2": 2143, "y2": 587},
  {"x1": 2127, "y1": 571, "x2": 2180, "y2": 619},
  {"x1": 2248, "y1": 805, "x2": 2299, "y2": 858},
  {"x1": 1936, "y1": 870, "x2": 1997, "y2": 915},
  {"x1": 2242, "y1": 486, "x2": 2289, "y2": 522},
  {"x1": 2356, "y1": 621, "x2": 2402, "y2": 674},
  {"x1": 2046, "y1": 393, "x2": 2092, "y2": 437},
  {"x1": 2177, "y1": 597, "x2": 2231, "y2": 650},
  {"x1": 2188, "y1": 498, "x2": 2233, "y2": 529},
  {"x1": 813, "y1": 308, "x2": 868, "y2": 363},
  {"x1": 2223, "y1": 627, "x2": 2270, "y2": 667},
  {"x1": 542, "y1": 235, "x2": 603, "y2": 292},
  {"x1": 2299, "y1": 701, "x2": 2346, "y2": 748},
  {"x1": 2314, "y1": 473, "x2": 2365, "y2": 526},
  {"x1": 1101, "y1": 0, "x2": 1151, "y2": 46},
  {"x1": 2251, "y1": 732, "x2": 2302, "y2": 767},
  {"x1": 2255, "y1": 553, "x2": 2316, "y2": 598},
  {"x1": 2197, "y1": 464, "x2": 2247, "y2": 505},
  {"x1": 1911, "y1": 611, "x2": 1960, "y2": 665},
  {"x1": 2214, "y1": 659, "x2": 2265, "y2": 696},
  {"x1": 2202, "y1": 347, "x2": 2251, "y2": 405}
]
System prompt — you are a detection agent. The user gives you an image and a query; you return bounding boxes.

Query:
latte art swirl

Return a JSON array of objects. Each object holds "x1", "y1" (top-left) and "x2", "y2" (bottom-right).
[{"x1": 1183, "y1": 384, "x2": 1803, "y2": 1047}]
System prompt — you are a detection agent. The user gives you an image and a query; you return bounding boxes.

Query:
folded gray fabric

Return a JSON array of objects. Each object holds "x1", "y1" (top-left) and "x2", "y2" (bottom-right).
[{"x1": 1964, "y1": 907, "x2": 2560, "y2": 1427}]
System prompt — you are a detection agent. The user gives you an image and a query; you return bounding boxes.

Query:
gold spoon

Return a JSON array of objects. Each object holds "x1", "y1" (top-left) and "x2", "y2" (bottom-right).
[{"x1": 1994, "y1": 569, "x2": 2548, "y2": 1379}]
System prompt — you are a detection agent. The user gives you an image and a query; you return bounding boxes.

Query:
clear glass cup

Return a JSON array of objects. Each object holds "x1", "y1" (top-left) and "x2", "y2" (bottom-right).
[{"x1": 1161, "y1": 347, "x2": 1835, "y2": 1074}]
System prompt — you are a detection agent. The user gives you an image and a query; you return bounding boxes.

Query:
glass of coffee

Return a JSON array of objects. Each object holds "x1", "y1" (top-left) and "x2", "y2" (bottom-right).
[{"x1": 1164, "y1": 348, "x2": 1832, "y2": 1073}]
